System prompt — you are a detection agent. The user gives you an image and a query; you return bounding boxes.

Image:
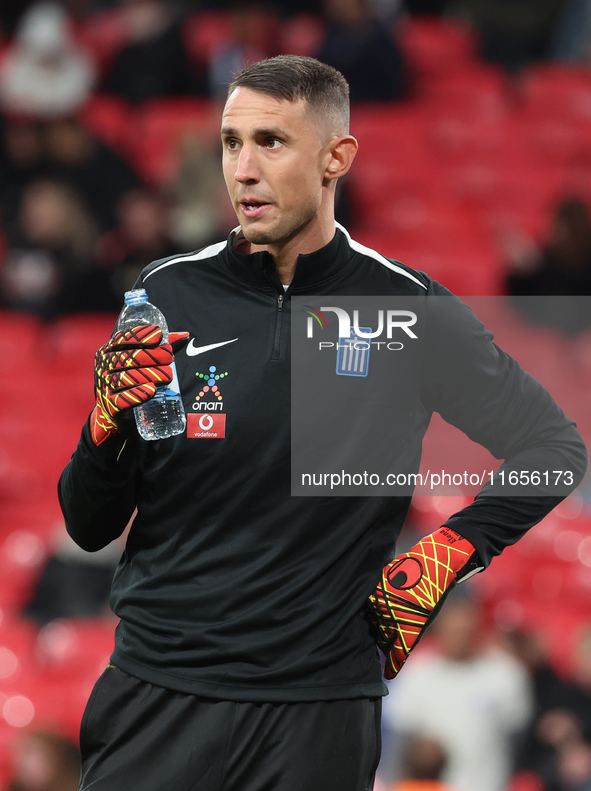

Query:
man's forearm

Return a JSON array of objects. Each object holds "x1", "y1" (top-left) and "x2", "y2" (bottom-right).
[
  {"x1": 58, "y1": 419, "x2": 141, "y2": 552},
  {"x1": 443, "y1": 421, "x2": 587, "y2": 567}
]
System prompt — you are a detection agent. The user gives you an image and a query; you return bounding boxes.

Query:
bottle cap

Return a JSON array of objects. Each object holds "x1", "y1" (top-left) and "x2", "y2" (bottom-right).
[{"x1": 124, "y1": 289, "x2": 149, "y2": 305}]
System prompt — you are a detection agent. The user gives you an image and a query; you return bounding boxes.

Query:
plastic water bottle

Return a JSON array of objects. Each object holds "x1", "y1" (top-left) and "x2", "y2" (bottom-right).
[{"x1": 115, "y1": 288, "x2": 186, "y2": 441}]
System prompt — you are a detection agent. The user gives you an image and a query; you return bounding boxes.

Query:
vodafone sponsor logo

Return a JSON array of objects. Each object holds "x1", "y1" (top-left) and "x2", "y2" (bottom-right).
[{"x1": 187, "y1": 413, "x2": 226, "y2": 438}]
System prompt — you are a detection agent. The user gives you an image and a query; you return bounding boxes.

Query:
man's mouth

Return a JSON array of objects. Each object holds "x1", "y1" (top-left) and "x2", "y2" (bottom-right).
[{"x1": 239, "y1": 200, "x2": 271, "y2": 219}]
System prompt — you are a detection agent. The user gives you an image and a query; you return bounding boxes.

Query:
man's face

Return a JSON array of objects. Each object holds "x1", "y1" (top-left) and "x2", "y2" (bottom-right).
[{"x1": 221, "y1": 87, "x2": 331, "y2": 247}]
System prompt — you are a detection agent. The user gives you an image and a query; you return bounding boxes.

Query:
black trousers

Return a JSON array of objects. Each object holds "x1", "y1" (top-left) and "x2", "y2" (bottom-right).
[{"x1": 79, "y1": 665, "x2": 382, "y2": 791}]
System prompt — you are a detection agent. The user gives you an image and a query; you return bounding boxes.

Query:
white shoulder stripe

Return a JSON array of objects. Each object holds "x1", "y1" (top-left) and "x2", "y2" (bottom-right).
[
  {"x1": 143, "y1": 240, "x2": 227, "y2": 280},
  {"x1": 336, "y1": 222, "x2": 427, "y2": 290}
]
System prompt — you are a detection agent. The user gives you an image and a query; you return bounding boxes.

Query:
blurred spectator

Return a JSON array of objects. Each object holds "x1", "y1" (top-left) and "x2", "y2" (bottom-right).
[
  {"x1": 449, "y1": 0, "x2": 566, "y2": 72},
  {"x1": 507, "y1": 198, "x2": 591, "y2": 296},
  {"x1": 166, "y1": 136, "x2": 235, "y2": 250},
  {"x1": 207, "y1": 2, "x2": 280, "y2": 100},
  {"x1": 527, "y1": 709, "x2": 591, "y2": 790},
  {"x1": 571, "y1": 627, "x2": 591, "y2": 740},
  {"x1": 0, "y1": 2, "x2": 36, "y2": 37},
  {"x1": 102, "y1": 0, "x2": 205, "y2": 103},
  {"x1": 317, "y1": 0, "x2": 407, "y2": 101},
  {"x1": 0, "y1": 177, "x2": 99, "y2": 318},
  {"x1": 96, "y1": 187, "x2": 181, "y2": 297},
  {"x1": 0, "y1": 117, "x2": 45, "y2": 228},
  {"x1": 42, "y1": 116, "x2": 140, "y2": 231},
  {"x1": 0, "y1": 116, "x2": 140, "y2": 231},
  {"x1": 372, "y1": 0, "x2": 405, "y2": 24},
  {"x1": 388, "y1": 735, "x2": 461, "y2": 790},
  {"x1": 506, "y1": 630, "x2": 581, "y2": 729},
  {"x1": 506, "y1": 630, "x2": 591, "y2": 789},
  {"x1": 0, "y1": 1, "x2": 96, "y2": 117},
  {"x1": 0, "y1": 0, "x2": 90, "y2": 35},
  {"x1": 383, "y1": 598, "x2": 532, "y2": 791},
  {"x1": 557, "y1": 736, "x2": 591, "y2": 791},
  {"x1": 505, "y1": 197, "x2": 591, "y2": 335},
  {"x1": 551, "y1": 0, "x2": 591, "y2": 62},
  {"x1": 9, "y1": 730, "x2": 80, "y2": 791}
]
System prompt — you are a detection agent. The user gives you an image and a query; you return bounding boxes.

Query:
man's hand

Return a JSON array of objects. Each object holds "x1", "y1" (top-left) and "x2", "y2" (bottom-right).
[
  {"x1": 366, "y1": 527, "x2": 480, "y2": 679},
  {"x1": 89, "y1": 325, "x2": 189, "y2": 446}
]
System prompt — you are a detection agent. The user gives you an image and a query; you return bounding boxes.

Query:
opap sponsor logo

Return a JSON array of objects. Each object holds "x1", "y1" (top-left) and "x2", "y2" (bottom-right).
[{"x1": 192, "y1": 365, "x2": 228, "y2": 411}]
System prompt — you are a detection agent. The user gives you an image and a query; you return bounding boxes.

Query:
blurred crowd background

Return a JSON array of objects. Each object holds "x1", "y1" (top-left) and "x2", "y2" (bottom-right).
[{"x1": 1, "y1": 1, "x2": 591, "y2": 790}]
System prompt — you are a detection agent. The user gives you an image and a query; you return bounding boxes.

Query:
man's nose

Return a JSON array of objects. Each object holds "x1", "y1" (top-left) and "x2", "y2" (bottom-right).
[{"x1": 234, "y1": 146, "x2": 259, "y2": 183}]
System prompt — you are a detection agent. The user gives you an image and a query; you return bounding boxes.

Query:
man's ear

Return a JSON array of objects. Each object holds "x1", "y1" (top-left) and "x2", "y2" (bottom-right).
[{"x1": 324, "y1": 135, "x2": 358, "y2": 181}]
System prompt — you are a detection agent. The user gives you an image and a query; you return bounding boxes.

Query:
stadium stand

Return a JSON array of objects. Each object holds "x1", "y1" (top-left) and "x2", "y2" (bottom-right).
[{"x1": 0, "y1": 10, "x2": 591, "y2": 790}]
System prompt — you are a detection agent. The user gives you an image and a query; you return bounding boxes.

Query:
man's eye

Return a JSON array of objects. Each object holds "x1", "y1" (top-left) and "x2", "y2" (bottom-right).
[
  {"x1": 266, "y1": 139, "x2": 282, "y2": 149},
  {"x1": 226, "y1": 139, "x2": 239, "y2": 150}
]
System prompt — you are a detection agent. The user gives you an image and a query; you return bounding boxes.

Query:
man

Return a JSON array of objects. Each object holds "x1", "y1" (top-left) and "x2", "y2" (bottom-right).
[
  {"x1": 59, "y1": 56, "x2": 586, "y2": 791},
  {"x1": 384, "y1": 599, "x2": 532, "y2": 791}
]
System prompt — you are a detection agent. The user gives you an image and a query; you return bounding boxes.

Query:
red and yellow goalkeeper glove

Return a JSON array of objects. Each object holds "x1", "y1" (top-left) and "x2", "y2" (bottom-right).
[
  {"x1": 89, "y1": 325, "x2": 189, "y2": 446},
  {"x1": 367, "y1": 526, "x2": 481, "y2": 679}
]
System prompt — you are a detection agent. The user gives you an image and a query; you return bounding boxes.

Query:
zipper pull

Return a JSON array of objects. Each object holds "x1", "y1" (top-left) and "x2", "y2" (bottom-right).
[{"x1": 278, "y1": 294, "x2": 284, "y2": 311}]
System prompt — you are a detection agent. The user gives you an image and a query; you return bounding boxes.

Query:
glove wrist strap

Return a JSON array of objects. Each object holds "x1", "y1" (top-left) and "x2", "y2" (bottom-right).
[{"x1": 434, "y1": 526, "x2": 483, "y2": 583}]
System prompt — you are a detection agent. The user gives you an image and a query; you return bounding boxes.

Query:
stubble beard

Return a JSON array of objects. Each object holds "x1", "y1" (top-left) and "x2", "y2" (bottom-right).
[{"x1": 240, "y1": 200, "x2": 319, "y2": 247}]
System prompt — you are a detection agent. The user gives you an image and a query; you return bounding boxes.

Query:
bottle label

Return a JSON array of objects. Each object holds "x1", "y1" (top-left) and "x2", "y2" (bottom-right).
[{"x1": 165, "y1": 361, "x2": 182, "y2": 398}]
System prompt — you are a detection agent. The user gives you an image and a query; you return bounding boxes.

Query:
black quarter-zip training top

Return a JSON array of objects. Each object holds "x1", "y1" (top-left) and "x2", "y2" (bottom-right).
[{"x1": 58, "y1": 225, "x2": 587, "y2": 702}]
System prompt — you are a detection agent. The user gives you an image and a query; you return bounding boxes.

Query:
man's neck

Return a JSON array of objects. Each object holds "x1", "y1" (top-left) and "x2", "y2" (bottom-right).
[{"x1": 234, "y1": 217, "x2": 336, "y2": 286}]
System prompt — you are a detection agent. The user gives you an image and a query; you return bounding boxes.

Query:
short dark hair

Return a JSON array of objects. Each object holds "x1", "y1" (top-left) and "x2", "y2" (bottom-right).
[{"x1": 227, "y1": 55, "x2": 350, "y2": 134}]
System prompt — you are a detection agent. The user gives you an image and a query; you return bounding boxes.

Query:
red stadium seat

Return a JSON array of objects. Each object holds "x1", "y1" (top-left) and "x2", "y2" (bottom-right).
[
  {"x1": 351, "y1": 229, "x2": 504, "y2": 295},
  {"x1": 436, "y1": 244, "x2": 505, "y2": 295},
  {"x1": 78, "y1": 93, "x2": 135, "y2": 157},
  {"x1": 427, "y1": 115, "x2": 515, "y2": 167},
  {"x1": 423, "y1": 65, "x2": 511, "y2": 123},
  {"x1": 396, "y1": 16, "x2": 479, "y2": 80},
  {"x1": 476, "y1": 206, "x2": 549, "y2": 248},
  {"x1": 358, "y1": 197, "x2": 485, "y2": 260},
  {"x1": 280, "y1": 14, "x2": 325, "y2": 57},
  {"x1": 519, "y1": 64, "x2": 591, "y2": 122},
  {"x1": 0, "y1": 672, "x2": 85, "y2": 745},
  {"x1": 73, "y1": 7, "x2": 129, "y2": 74},
  {"x1": 25, "y1": 674, "x2": 95, "y2": 743},
  {"x1": 507, "y1": 770, "x2": 545, "y2": 791},
  {"x1": 0, "y1": 746, "x2": 12, "y2": 791},
  {"x1": 350, "y1": 107, "x2": 442, "y2": 224},
  {"x1": 0, "y1": 615, "x2": 113, "y2": 744},
  {"x1": 182, "y1": 11, "x2": 234, "y2": 64},
  {"x1": 0, "y1": 532, "x2": 47, "y2": 610},
  {"x1": 0, "y1": 618, "x2": 38, "y2": 677},
  {"x1": 505, "y1": 113, "x2": 591, "y2": 170},
  {"x1": 46, "y1": 314, "x2": 115, "y2": 368},
  {"x1": 0, "y1": 313, "x2": 42, "y2": 371},
  {"x1": 35, "y1": 619, "x2": 115, "y2": 682},
  {"x1": 352, "y1": 104, "x2": 430, "y2": 160},
  {"x1": 437, "y1": 162, "x2": 567, "y2": 219},
  {"x1": 183, "y1": 9, "x2": 279, "y2": 65}
]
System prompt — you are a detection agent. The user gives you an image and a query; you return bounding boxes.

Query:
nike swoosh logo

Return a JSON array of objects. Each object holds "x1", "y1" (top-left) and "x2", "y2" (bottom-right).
[{"x1": 186, "y1": 338, "x2": 238, "y2": 356}]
